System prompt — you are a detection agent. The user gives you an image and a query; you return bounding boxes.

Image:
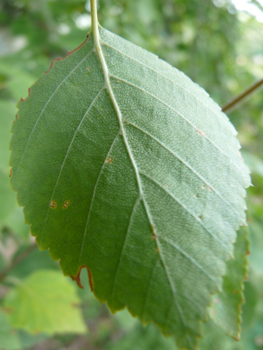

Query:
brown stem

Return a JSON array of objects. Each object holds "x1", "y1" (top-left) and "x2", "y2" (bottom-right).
[
  {"x1": 222, "y1": 78, "x2": 263, "y2": 113},
  {"x1": 0, "y1": 243, "x2": 37, "y2": 283}
]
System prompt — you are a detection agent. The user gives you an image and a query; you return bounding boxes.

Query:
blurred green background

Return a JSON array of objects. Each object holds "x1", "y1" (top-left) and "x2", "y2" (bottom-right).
[{"x1": 0, "y1": 0, "x2": 263, "y2": 349}]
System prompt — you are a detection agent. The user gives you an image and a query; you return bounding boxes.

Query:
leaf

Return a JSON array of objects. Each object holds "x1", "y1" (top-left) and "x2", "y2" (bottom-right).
[
  {"x1": 209, "y1": 227, "x2": 249, "y2": 340},
  {"x1": 242, "y1": 151, "x2": 263, "y2": 177},
  {"x1": 200, "y1": 320, "x2": 237, "y2": 350},
  {"x1": 0, "y1": 310, "x2": 47, "y2": 350},
  {"x1": 0, "y1": 100, "x2": 29, "y2": 237},
  {"x1": 0, "y1": 101, "x2": 18, "y2": 226},
  {"x1": 5, "y1": 205, "x2": 30, "y2": 240},
  {"x1": 10, "y1": 26, "x2": 250, "y2": 349},
  {"x1": 0, "y1": 63, "x2": 36, "y2": 102},
  {"x1": 2, "y1": 270, "x2": 87, "y2": 335},
  {"x1": 249, "y1": 221, "x2": 263, "y2": 273},
  {"x1": 0, "y1": 310, "x2": 20, "y2": 350}
]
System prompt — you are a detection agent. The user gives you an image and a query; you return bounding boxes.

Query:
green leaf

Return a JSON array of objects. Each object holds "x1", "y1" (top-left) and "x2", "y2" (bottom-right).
[
  {"x1": 0, "y1": 100, "x2": 29, "y2": 237},
  {"x1": 209, "y1": 227, "x2": 249, "y2": 340},
  {"x1": 4, "y1": 205, "x2": 30, "y2": 240},
  {"x1": 242, "y1": 151, "x2": 263, "y2": 177},
  {"x1": 0, "y1": 311, "x2": 47, "y2": 350},
  {"x1": 0, "y1": 63, "x2": 36, "y2": 102},
  {"x1": 0, "y1": 310, "x2": 20, "y2": 350},
  {"x1": 2, "y1": 270, "x2": 87, "y2": 335},
  {"x1": 0, "y1": 101, "x2": 18, "y2": 226},
  {"x1": 10, "y1": 26, "x2": 250, "y2": 349},
  {"x1": 248, "y1": 221, "x2": 263, "y2": 273}
]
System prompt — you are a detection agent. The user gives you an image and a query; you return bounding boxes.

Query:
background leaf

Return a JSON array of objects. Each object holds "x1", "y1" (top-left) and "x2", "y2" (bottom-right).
[
  {"x1": 210, "y1": 227, "x2": 249, "y2": 340},
  {"x1": 2, "y1": 270, "x2": 87, "y2": 335},
  {"x1": 0, "y1": 310, "x2": 20, "y2": 350},
  {"x1": 0, "y1": 101, "x2": 17, "y2": 227}
]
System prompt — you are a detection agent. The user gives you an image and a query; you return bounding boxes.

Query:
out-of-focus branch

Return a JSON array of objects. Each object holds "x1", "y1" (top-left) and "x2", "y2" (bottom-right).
[
  {"x1": 222, "y1": 78, "x2": 263, "y2": 113},
  {"x1": 0, "y1": 243, "x2": 37, "y2": 283}
]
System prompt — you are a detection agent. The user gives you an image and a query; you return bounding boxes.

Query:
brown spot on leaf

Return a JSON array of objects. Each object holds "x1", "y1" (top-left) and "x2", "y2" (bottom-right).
[
  {"x1": 63, "y1": 200, "x2": 70, "y2": 209},
  {"x1": 155, "y1": 247, "x2": 160, "y2": 254},
  {"x1": 197, "y1": 130, "x2": 206, "y2": 137},
  {"x1": 106, "y1": 157, "x2": 113, "y2": 165},
  {"x1": 9, "y1": 169, "x2": 13, "y2": 178},
  {"x1": 246, "y1": 250, "x2": 251, "y2": 256},
  {"x1": 50, "y1": 200, "x2": 57, "y2": 209},
  {"x1": 150, "y1": 224, "x2": 158, "y2": 240}
]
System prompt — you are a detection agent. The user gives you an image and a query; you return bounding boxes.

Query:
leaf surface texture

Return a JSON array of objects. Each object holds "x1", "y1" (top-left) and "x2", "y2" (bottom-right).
[{"x1": 10, "y1": 27, "x2": 250, "y2": 349}]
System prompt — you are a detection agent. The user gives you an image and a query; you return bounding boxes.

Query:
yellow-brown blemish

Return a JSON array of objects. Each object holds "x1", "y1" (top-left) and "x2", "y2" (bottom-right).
[
  {"x1": 9, "y1": 169, "x2": 13, "y2": 178},
  {"x1": 155, "y1": 247, "x2": 160, "y2": 254},
  {"x1": 106, "y1": 157, "x2": 113, "y2": 164},
  {"x1": 63, "y1": 200, "x2": 70, "y2": 209},
  {"x1": 150, "y1": 224, "x2": 157, "y2": 240},
  {"x1": 197, "y1": 130, "x2": 206, "y2": 137},
  {"x1": 50, "y1": 200, "x2": 57, "y2": 209}
]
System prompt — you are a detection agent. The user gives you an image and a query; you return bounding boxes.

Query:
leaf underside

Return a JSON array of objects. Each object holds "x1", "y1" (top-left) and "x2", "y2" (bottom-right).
[
  {"x1": 10, "y1": 27, "x2": 250, "y2": 350},
  {"x1": 210, "y1": 227, "x2": 249, "y2": 340}
]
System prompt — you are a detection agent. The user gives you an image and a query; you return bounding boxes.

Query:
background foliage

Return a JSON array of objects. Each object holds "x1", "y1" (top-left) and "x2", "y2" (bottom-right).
[{"x1": 0, "y1": 0, "x2": 263, "y2": 349}]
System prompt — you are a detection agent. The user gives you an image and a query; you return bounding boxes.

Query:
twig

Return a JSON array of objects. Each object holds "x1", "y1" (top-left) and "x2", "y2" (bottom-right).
[
  {"x1": 0, "y1": 243, "x2": 37, "y2": 283},
  {"x1": 222, "y1": 78, "x2": 263, "y2": 113}
]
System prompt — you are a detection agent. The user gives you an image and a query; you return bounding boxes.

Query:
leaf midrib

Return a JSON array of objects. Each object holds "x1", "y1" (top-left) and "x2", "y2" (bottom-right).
[{"x1": 93, "y1": 24, "x2": 190, "y2": 329}]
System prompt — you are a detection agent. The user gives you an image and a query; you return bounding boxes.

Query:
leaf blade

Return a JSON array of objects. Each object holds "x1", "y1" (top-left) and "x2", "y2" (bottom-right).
[{"x1": 10, "y1": 27, "x2": 250, "y2": 349}]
